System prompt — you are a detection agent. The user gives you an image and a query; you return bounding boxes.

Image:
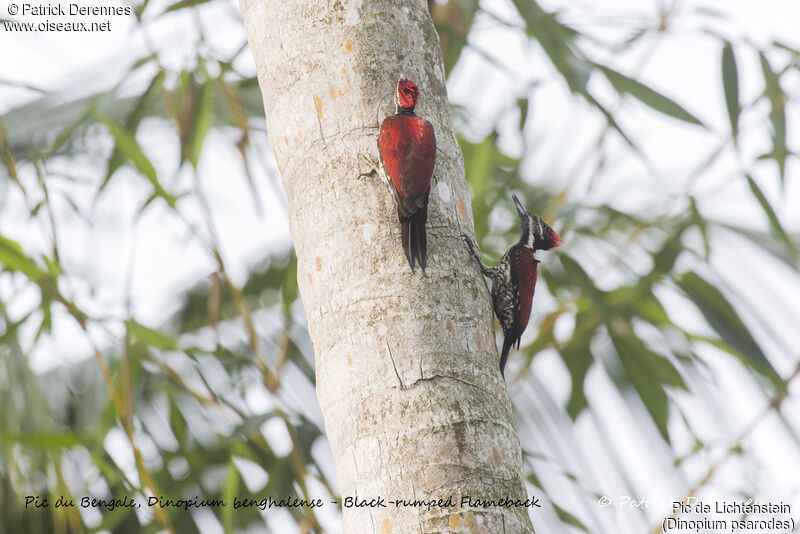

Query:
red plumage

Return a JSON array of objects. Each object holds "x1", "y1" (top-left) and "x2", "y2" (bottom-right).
[
  {"x1": 511, "y1": 246, "x2": 539, "y2": 338},
  {"x1": 377, "y1": 79, "x2": 436, "y2": 271},
  {"x1": 378, "y1": 115, "x2": 436, "y2": 199}
]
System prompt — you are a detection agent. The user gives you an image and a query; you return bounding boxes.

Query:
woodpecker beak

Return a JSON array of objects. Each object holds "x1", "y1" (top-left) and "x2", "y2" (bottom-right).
[{"x1": 512, "y1": 194, "x2": 527, "y2": 218}]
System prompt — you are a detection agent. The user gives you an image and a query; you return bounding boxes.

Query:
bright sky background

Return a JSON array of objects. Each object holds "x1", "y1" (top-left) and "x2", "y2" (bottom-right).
[{"x1": 2, "y1": 0, "x2": 800, "y2": 532}]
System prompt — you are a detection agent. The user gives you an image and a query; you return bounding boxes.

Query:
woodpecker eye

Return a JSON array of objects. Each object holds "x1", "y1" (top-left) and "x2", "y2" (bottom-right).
[{"x1": 396, "y1": 78, "x2": 419, "y2": 108}]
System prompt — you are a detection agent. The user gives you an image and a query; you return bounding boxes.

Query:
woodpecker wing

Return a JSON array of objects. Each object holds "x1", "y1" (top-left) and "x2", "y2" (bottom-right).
[
  {"x1": 378, "y1": 114, "x2": 436, "y2": 203},
  {"x1": 509, "y1": 245, "x2": 539, "y2": 347}
]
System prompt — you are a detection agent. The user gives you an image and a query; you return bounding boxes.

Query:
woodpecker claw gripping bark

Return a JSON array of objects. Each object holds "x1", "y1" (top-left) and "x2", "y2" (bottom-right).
[
  {"x1": 375, "y1": 78, "x2": 436, "y2": 272},
  {"x1": 463, "y1": 194, "x2": 561, "y2": 377}
]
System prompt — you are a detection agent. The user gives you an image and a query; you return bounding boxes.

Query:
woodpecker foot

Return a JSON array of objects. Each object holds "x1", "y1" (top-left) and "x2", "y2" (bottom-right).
[
  {"x1": 357, "y1": 153, "x2": 380, "y2": 180},
  {"x1": 358, "y1": 153, "x2": 397, "y2": 200}
]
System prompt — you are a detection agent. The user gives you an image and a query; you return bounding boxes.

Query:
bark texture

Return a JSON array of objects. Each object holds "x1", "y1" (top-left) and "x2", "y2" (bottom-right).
[{"x1": 240, "y1": 1, "x2": 536, "y2": 532}]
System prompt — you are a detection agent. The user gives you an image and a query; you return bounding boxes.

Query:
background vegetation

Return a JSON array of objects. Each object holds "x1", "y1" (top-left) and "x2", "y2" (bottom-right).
[{"x1": 1, "y1": 0, "x2": 799, "y2": 532}]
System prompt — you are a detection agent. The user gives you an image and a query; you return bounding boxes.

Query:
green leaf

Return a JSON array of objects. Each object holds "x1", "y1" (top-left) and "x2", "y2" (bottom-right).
[
  {"x1": 717, "y1": 223, "x2": 799, "y2": 269},
  {"x1": 721, "y1": 42, "x2": 740, "y2": 139},
  {"x1": 677, "y1": 271, "x2": 782, "y2": 388},
  {"x1": 550, "y1": 253, "x2": 603, "y2": 303},
  {"x1": 459, "y1": 133, "x2": 521, "y2": 240},
  {"x1": 689, "y1": 196, "x2": 710, "y2": 259},
  {"x1": 758, "y1": 52, "x2": 789, "y2": 184},
  {"x1": 430, "y1": 0, "x2": 479, "y2": 75},
  {"x1": 552, "y1": 502, "x2": 589, "y2": 532},
  {"x1": 610, "y1": 326, "x2": 686, "y2": 442},
  {"x1": 36, "y1": 290, "x2": 53, "y2": 340},
  {"x1": 0, "y1": 235, "x2": 43, "y2": 279},
  {"x1": 518, "y1": 97, "x2": 529, "y2": 131},
  {"x1": 188, "y1": 69, "x2": 215, "y2": 168},
  {"x1": 98, "y1": 71, "x2": 164, "y2": 197},
  {"x1": 126, "y1": 319, "x2": 178, "y2": 351},
  {"x1": 97, "y1": 113, "x2": 177, "y2": 208},
  {"x1": 584, "y1": 92, "x2": 640, "y2": 153},
  {"x1": 281, "y1": 255, "x2": 298, "y2": 317},
  {"x1": 0, "y1": 433, "x2": 88, "y2": 448},
  {"x1": 772, "y1": 40, "x2": 800, "y2": 56},
  {"x1": 461, "y1": 134, "x2": 497, "y2": 197},
  {"x1": 44, "y1": 105, "x2": 94, "y2": 157},
  {"x1": 223, "y1": 458, "x2": 238, "y2": 534},
  {"x1": 632, "y1": 294, "x2": 672, "y2": 326},
  {"x1": 164, "y1": 0, "x2": 216, "y2": 13},
  {"x1": 745, "y1": 174, "x2": 796, "y2": 262},
  {"x1": 561, "y1": 312, "x2": 596, "y2": 419},
  {"x1": 598, "y1": 65, "x2": 704, "y2": 126},
  {"x1": 651, "y1": 230, "x2": 685, "y2": 276},
  {"x1": 234, "y1": 412, "x2": 273, "y2": 437},
  {"x1": 511, "y1": 0, "x2": 586, "y2": 93}
]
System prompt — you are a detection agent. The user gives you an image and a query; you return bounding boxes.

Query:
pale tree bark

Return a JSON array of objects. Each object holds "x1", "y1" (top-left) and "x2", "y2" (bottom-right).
[{"x1": 240, "y1": 1, "x2": 536, "y2": 532}]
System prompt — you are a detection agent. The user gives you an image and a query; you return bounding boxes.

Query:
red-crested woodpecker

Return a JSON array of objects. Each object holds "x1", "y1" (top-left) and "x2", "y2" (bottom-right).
[{"x1": 376, "y1": 78, "x2": 436, "y2": 271}]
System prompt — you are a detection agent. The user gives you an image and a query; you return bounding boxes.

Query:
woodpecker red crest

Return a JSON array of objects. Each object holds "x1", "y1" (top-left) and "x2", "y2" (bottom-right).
[
  {"x1": 377, "y1": 78, "x2": 436, "y2": 271},
  {"x1": 463, "y1": 194, "x2": 561, "y2": 376}
]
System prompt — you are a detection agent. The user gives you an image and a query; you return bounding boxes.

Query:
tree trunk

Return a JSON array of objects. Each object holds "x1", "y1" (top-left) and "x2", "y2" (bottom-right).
[{"x1": 240, "y1": 1, "x2": 536, "y2": 532}]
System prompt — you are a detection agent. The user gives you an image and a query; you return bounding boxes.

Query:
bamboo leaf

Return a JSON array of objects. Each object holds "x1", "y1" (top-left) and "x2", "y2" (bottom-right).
[
  {"x1": 126, "y1": 319, "x2": 178, "y2": 351},
  {"x1": 164, "y1": 0, "x2": 215, "y2": 13},
  {"x1": 518, "y1": 97, "x2": 529, "y2": 131},
  {"x1": 0, "y1": 433, "x2": 88, "y2": 448},
  {"x1": 562, "y1": 313, "x2": 595, "y2": 419},
  {"x1": 0, "y1": 235, "x2": 43, "y2": 279},
  {"x1": 97, "y1": 113, "x2": 177, "y2": 208},
  {"x1": 281, "y1": 255, "x2": 298, "y2": 317},
  {"x1": 689, "y1": 196, "x2": 710, "y2": 259},
  {"x1": 758, "y1": 52, "x2": 789, "y2": 184},
  {"x1": 223, "y1": 458, "x2": 238, "y2": 534},
  {"x1": 511, "y1": 0, "x2": 586, "y2": 93},
  {"x1": 584, "y1": 92, "x2": 640, "y2": 153},
  {"x1": 721, "y1": 42, "x2": 740, "y2": 139},
  {"x1": 98, "y1": 71, "x2": 164, "y2": 197},
  {"x1": 188, "y1": 69, "x2": 215, "y2": 168},
  {"x1": 552, "y1": 502, "x2": 589, "y2": 532},
  {"x1": 718, "y1": 223, "x2": 799, "y2": 269},
  {"x1": 461, "y1": 134, "x2": 497, "y2": 196},
  {"x1": 610, "y1": 327, "x2": 686, "y2": 442},
  {"x1": 430, "y1": 0, "x2": 479, "y2": 75},
  {"x1": 598, "y1": 65, "x2": 704, "y2": 126},
  {"x1": 677, "y1": 271, "x2": 782, "y2": 388},
  {"x1": 234, "y1": 412, "x2": 273, "y2": 437},
  {"x1": 0, "y1": 120, "x2": 22, "y2": 189},
  {"x1": 745, "y1": 174, "x2": 796, "y2": 261}
]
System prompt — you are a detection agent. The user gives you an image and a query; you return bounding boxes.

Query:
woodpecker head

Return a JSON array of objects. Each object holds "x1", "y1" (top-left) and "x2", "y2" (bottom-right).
[
  {"x1": 395, "y1": 78, "x2": 419, "y2": 112},
  {"x1": 512, "y1": 194, "x2": 562, "y2": 252}
]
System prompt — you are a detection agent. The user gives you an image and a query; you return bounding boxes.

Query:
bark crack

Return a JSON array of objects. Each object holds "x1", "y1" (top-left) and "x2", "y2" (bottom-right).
[
  {"x1": 313, "y1": 94, "x2": 327, "y2": 146},
  {"x1": 407, "y1": 373, "x2": 490, "y2": 395},
  {"x1": 386, "y1": 340, "x2": 406, "y2": 390}
]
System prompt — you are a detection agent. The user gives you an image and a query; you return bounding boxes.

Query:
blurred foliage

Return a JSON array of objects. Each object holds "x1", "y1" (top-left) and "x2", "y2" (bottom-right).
[{"x1": 2, "y1": 0, "x2": 800, "y2": 533}]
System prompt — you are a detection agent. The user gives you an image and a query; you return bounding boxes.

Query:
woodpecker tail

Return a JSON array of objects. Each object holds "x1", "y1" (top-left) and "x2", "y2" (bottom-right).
[
  {"x1": 500, "y1": 335, "x2": 513, "y2": 377},
  {"x1": 399, "y1": 205, "x2": 428, "y2": 272}
]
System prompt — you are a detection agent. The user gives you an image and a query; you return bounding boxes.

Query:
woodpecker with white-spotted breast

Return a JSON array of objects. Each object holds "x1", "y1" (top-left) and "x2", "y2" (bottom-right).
[
  {"x1": 375, "y1": 78, "x2": 436, "y2": 271},
  {"x1": 463, "y1": 194, "x2": 561, "y2": 376}
]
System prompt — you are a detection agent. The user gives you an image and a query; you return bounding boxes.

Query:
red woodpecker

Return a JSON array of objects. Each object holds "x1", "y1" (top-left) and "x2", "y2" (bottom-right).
[
  {"x1": 377, "y1": 78, "x2": 436, "y2": 271},
  {"x1": 463, "y1": 194, "x2": 561, "y2": 376}
]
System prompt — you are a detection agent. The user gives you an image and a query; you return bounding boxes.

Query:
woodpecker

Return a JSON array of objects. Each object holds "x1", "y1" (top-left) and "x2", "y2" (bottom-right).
[
  {"x1": 463, "y1": 194, "x2": 561, "y2": 376},
  {"x1": 376, "y1": 78, "x2": 436, "y2": 271}
]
